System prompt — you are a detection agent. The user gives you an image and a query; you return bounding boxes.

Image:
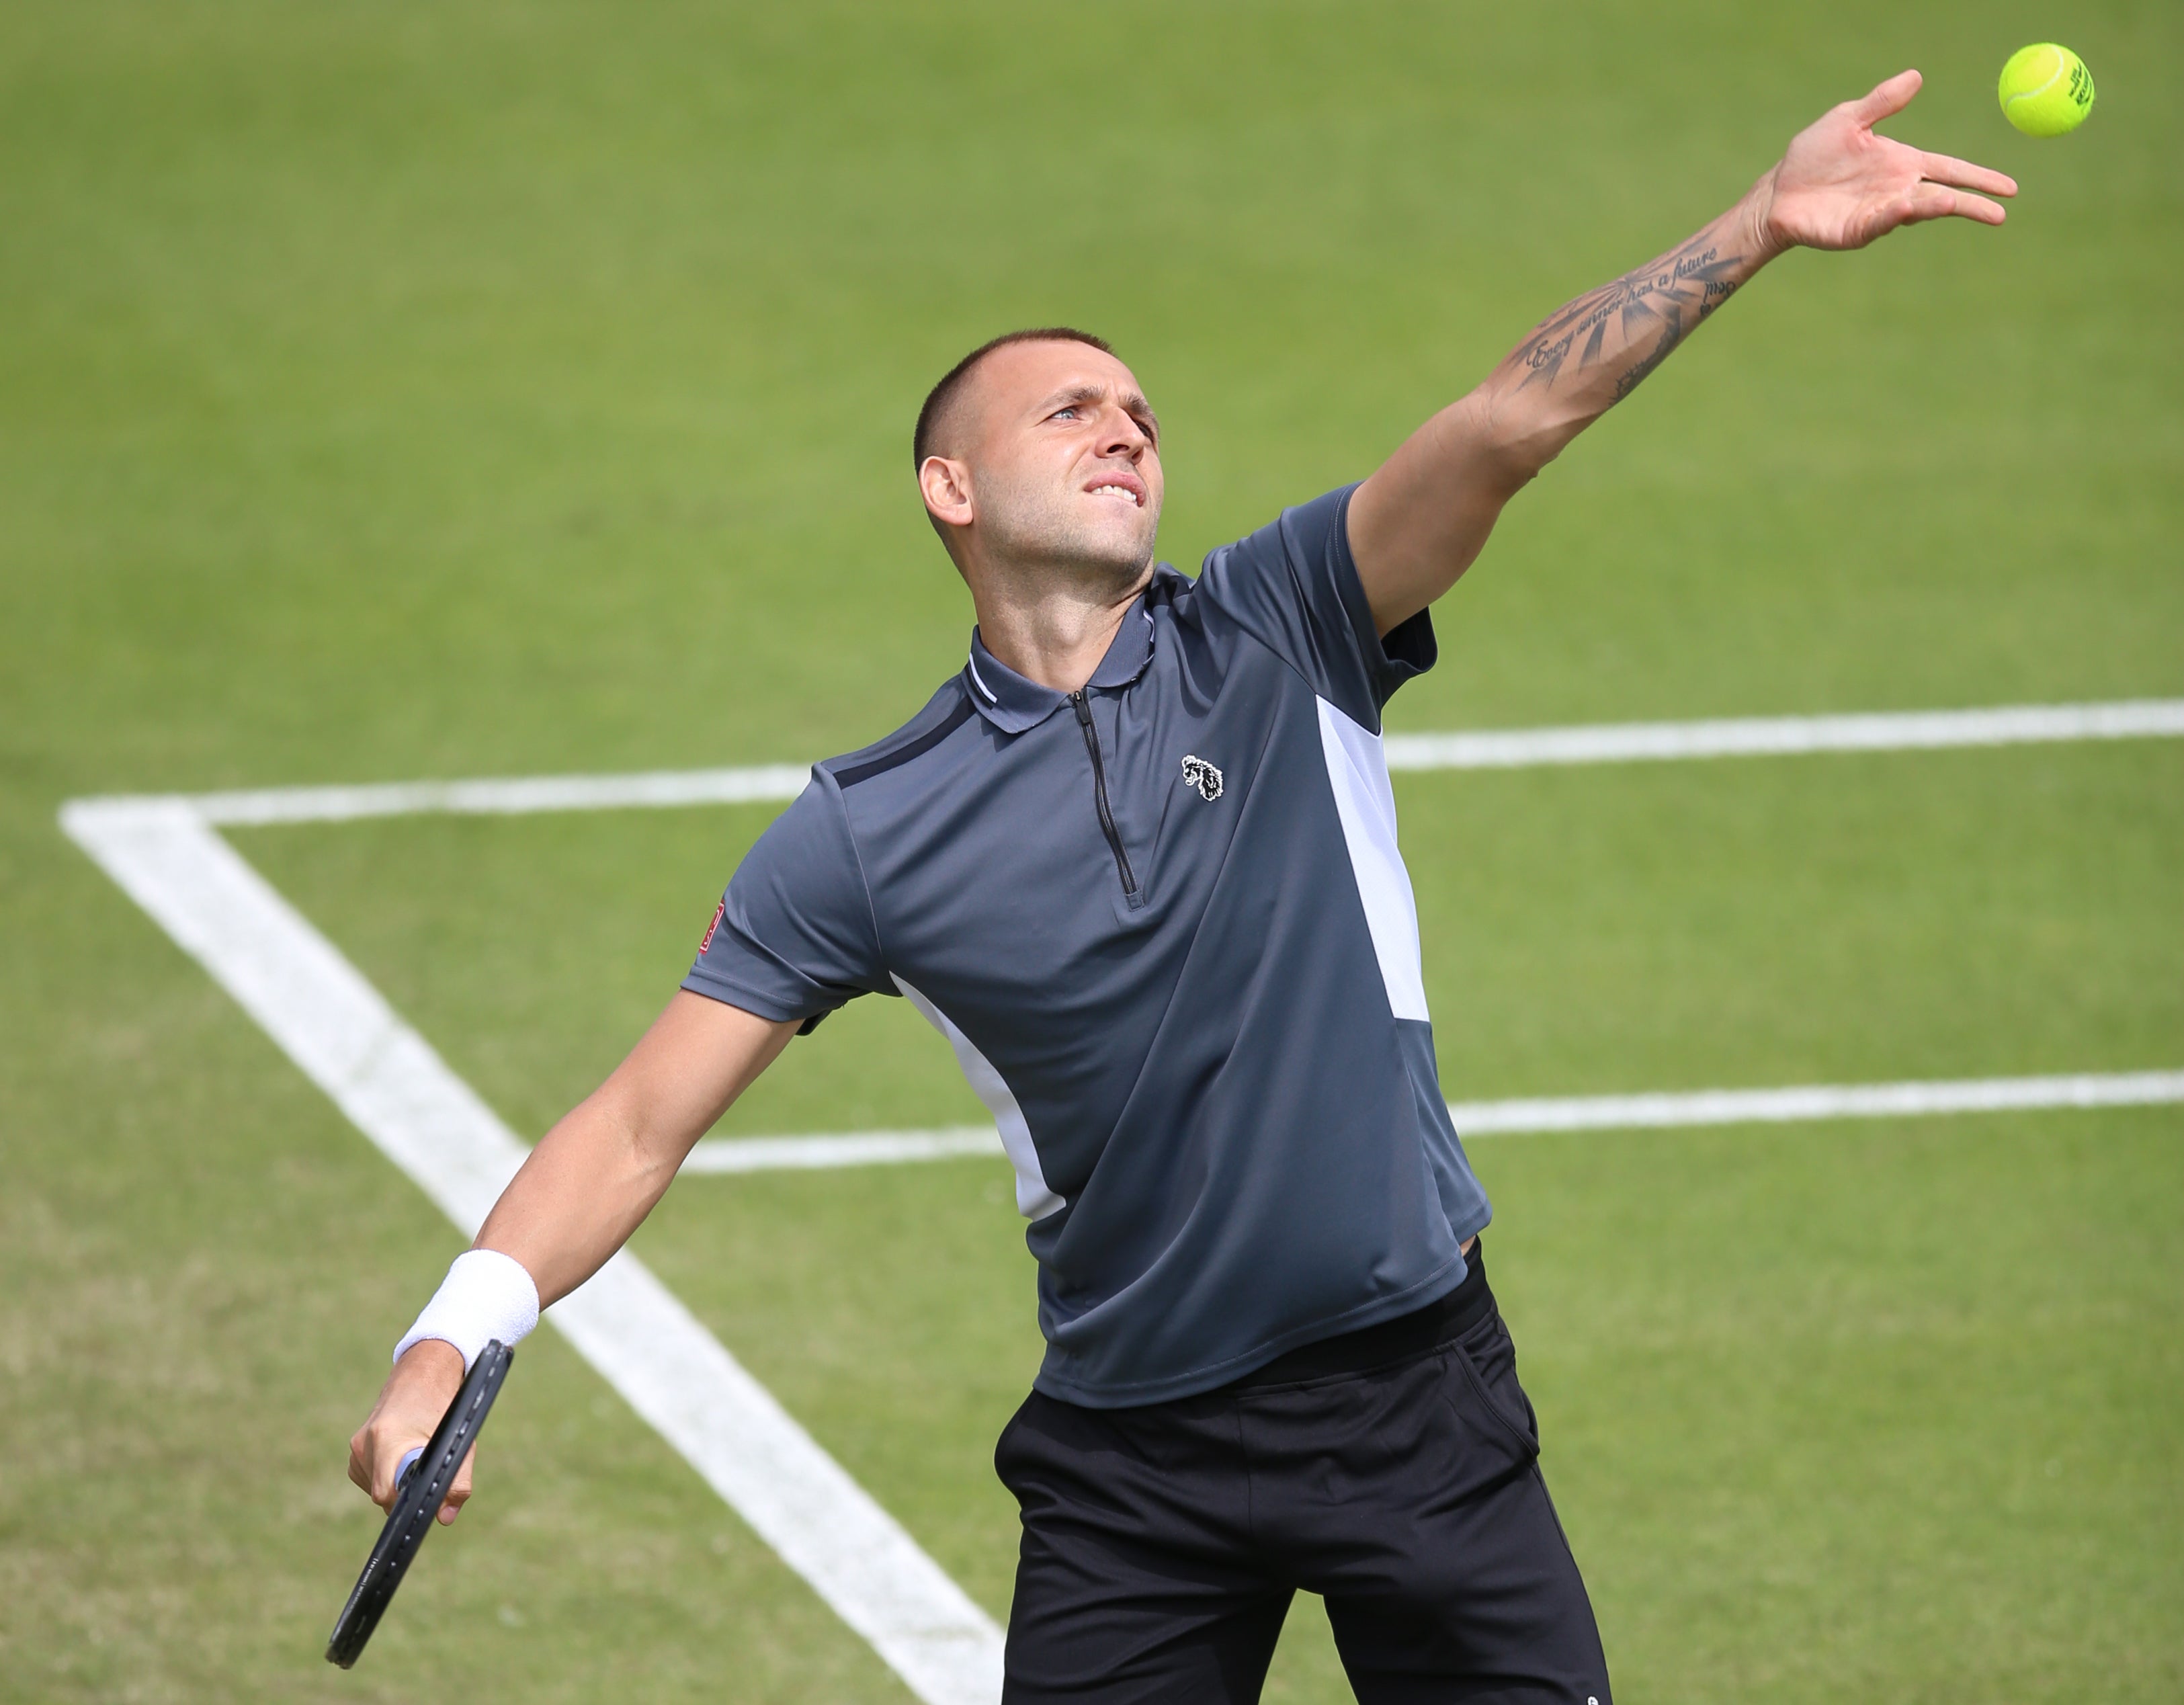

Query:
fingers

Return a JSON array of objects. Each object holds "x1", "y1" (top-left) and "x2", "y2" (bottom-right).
[
  {"x1": 1847, "y1": 68, "x2": 1922, "y2": 127},
  {"x1": 346, "y1": 1425, "x2": 401, "y2": 1509},
  {"x1": 1901, "y1": 183, "x2": 2009, "y2": 229},
  {"x1": 1919, "y1": 150, "x2": 2018, "y2": 199},
  {"x1": 345, "y1": 1423, "x2": 476, "y2": 1519},
  {"x1": 367, "y1": 1433, "x2": 411, "y2": 1508},
  {"x1": 349, "y1": 1416, "x2": 425, "y2": 1510},
  {"x1": 1945, "y1": 190, "x2": 2009, "y2": 227}
]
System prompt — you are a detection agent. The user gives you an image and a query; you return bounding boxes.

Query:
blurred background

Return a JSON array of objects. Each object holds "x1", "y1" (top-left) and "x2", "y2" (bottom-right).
[{"x1": 3, "y1": 2, "x2": 2177, "y2": 1700}]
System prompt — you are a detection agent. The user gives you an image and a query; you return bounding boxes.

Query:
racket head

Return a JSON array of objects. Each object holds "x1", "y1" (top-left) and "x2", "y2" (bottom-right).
[{"x1": 325, "y1": 1339, "x2": 515, "y2": 1669}]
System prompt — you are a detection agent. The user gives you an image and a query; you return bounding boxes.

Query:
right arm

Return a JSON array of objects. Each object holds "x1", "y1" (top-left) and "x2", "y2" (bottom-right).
[
  {"x1": 471, "y1": 992, "x2": 795, "y2": 1306},
  {"x1": 346, "y1": 992, "x2": 796, "y2": 1514},
  {"x1": 1347, "y1": 70, "x2": 2015, "y2": 634}
]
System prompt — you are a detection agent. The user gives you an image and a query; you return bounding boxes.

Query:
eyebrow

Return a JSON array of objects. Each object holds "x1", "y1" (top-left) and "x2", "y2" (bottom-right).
[{"x1": 1036, "y1": 382, "x2": 1161, "y2": 442}]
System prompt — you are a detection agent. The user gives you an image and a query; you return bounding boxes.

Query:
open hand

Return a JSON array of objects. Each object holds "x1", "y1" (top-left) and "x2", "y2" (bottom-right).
[{"x1": 1757, "y1": 70, "x2": 2016, "y2": 254}]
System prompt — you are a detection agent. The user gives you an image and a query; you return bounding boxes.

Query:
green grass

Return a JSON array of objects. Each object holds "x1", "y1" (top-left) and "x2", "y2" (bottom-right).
[{"x1": 3, "y1": 1, "x2": 2179, "y2": 1700}]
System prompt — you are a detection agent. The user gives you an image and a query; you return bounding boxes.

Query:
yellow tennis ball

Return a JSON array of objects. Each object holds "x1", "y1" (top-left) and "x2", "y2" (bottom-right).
[{"x1": 1999, "y1": 43, "x2": 2095, "y2": 136}]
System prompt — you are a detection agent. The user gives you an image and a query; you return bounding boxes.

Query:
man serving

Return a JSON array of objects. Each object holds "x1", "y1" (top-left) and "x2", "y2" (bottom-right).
[{"x1": 351, "y1": 73, "x2": 2012, "y2": 1702}]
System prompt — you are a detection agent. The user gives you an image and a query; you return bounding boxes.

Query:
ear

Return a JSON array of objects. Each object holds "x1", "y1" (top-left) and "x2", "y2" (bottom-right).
[{"x1": 919, "y1": 455, "x2": 975, "y2": 530}]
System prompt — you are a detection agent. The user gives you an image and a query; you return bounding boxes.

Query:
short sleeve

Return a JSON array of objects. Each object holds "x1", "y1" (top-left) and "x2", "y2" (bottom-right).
[
  {"x1": 682, "y1": 774, "x2": 886, "y2": 1028},
  {"x1": 1192, "y1": 483, "x2": 1435, "y2": 733}
]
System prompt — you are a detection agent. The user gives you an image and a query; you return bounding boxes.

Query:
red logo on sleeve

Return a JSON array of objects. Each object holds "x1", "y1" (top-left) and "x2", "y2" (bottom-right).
[{"x1": 699, "y1": 897, "x2": 726, "y2": 954}]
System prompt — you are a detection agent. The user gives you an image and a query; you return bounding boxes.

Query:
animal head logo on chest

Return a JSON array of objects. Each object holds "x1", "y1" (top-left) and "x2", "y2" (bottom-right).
[{"x1": 1179, "y1": 755, "x2": 1224, "y2": 802}]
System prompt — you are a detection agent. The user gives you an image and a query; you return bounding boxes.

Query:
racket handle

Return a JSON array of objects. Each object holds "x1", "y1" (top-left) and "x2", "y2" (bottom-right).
[{"x1": 394, "y1": 1447, "x2": 423, "y2": 1492}]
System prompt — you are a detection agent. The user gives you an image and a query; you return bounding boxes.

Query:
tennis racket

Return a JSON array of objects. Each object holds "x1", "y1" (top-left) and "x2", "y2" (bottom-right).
[{"x1": 325, "y1": 1339, "x2": 515, "y2": 1669}]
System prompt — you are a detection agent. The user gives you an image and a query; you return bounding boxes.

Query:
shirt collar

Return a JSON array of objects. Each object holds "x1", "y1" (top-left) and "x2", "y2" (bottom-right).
[{"x1": 962, "y1": 573, "x2": 1168, "y2": 733}]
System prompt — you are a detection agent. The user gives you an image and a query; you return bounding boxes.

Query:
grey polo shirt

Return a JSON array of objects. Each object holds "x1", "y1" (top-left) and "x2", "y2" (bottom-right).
[{"x1": 685, "y1": 484, "x2": 1491, "y2": 1407}]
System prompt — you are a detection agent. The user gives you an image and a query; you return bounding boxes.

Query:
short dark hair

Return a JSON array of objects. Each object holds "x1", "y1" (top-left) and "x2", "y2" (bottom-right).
[{"x1": 913, "y1": 327, "x2": 1115, "y2": 470}]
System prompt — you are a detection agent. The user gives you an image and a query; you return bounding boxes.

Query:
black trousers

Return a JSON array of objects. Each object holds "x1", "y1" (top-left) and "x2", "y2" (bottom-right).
[{"x1": 995, "y1": 1246, "x2": 1610, "y2": 1704}]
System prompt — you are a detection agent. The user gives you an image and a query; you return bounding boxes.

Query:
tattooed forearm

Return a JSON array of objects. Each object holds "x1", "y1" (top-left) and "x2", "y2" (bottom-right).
[
  {"x1": 1343, "y1": 177, "x2": 1788, "y2": 633},
  {"x1": 1509, "y1": 223, "x2": 1753, "y2": 408}
]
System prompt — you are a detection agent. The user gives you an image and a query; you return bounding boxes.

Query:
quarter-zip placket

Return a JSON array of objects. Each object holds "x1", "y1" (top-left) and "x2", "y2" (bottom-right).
[{"x1": 1069, "y1": 689, "x2": 1138, "y2": 899}]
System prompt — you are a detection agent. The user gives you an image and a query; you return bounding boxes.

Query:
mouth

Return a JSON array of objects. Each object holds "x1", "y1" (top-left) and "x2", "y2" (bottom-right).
[{"x1": 1084, "y1": 472, "x2": 1146, "y2": 509}]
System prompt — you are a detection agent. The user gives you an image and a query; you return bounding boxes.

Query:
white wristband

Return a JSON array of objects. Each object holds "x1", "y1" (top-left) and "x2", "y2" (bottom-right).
[{"x1": 393, "y1": 1249, "x2": 540, "y2": 1372}]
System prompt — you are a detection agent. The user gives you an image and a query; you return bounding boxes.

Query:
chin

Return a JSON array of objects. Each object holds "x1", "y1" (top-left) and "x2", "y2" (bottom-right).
[
  {"x1": 1077, "y1": 506, "x2": 1159, "y2": 568},
  {"x1": 1091, "y1": 518, "x2": 1157, "y2": 564},
  {"x1": 987, "y1": 487, "x2": 1159, "y2": 577},
  {"x1": 1088, "y1": 536, "x2": 1157, "y2": 581}
]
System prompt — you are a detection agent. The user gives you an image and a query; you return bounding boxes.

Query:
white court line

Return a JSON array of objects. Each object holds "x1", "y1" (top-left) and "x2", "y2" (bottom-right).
[
  {"x1": 180, "y1": 764, "x2": 815, "y2": 825},
  {"x1": 683, "y1": 1127, "x2": 1005, "y2": 1173},
  {"x1": 59, "y1": 798, "x2": 1005, "y2": 1705},
  {"x1": 1380, "y1": 698, "x2": 2184, "y2": 772},
  {"x1": 64, "y1": 699, "x2": 2181, "y2": 826},
  {"x1": 681, "y1": 1073, "x2": 2184, "y2": 1175},
  {"x1": 1446, "y1": 1073, "x2": 2184, "y2": 1132}
]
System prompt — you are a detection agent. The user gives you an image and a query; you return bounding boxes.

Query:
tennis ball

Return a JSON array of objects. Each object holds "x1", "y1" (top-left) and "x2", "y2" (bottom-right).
[{"x1": 1998, "y1": 44, "x2": 2095, "y2": 137}]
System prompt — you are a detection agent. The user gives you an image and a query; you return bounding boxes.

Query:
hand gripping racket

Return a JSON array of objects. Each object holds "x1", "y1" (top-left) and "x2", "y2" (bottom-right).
[{"x1": 326, "y1": 1340, "x2": 515, "y2": 1669}]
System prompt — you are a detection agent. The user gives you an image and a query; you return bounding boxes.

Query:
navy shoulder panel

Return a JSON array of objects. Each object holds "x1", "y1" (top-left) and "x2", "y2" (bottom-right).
[{"x1": 823, "y1": 678, "x2": 977, "y2": 790}]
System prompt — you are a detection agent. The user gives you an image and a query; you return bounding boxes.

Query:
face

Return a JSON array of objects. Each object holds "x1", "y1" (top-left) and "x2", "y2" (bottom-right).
[{"x1": 921, "y1": 340, "x2": 1164, "y2": 583}]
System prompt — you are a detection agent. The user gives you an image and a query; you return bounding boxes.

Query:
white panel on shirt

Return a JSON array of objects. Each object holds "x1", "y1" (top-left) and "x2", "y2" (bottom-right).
[
  {"x1": 893, "y1": 973, "x2": 1066, "y2": 1220},
  {"x1": 1315, "y1": 696, "x2": 1431, "y2": 1023}
]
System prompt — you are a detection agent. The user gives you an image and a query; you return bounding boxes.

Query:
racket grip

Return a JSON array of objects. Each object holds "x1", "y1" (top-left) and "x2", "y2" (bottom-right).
[{"x1": 394, "y1": 1447, "x2": 423, "y2": 1492}]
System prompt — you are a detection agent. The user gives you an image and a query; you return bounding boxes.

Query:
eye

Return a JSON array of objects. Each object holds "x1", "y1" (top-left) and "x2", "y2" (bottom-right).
[{"x1": 1049, "y1": 406, "x2": 1081, "y2": 422}]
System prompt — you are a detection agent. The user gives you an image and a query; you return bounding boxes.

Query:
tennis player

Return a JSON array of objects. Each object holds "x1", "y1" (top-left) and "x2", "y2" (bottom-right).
[{"x1": 351, "y1": 74, "x2": 2011, "y2": 1702}]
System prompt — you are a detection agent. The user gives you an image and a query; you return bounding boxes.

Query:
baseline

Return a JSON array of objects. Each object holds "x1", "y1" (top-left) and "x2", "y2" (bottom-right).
[
  {"x1": 72, "y1": 698, "x2": 2183, "y2": 827},
  {"x1": 1381, "y1": 698, "x2": 2184, "y2": 772}
]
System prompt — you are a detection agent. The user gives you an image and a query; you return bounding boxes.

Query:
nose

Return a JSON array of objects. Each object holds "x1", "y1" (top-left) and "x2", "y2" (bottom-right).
[{"x1": 1098, "y1": 407, "x2": 1150, "y2": 460}]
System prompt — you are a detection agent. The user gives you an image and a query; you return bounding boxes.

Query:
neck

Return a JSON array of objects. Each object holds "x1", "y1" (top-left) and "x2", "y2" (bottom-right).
[{"x1": 968, "y1": 560, "x2": 1154, "y2": 694}]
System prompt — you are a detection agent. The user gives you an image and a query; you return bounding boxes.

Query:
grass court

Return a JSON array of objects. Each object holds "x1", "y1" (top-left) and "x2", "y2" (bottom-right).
[{"x1": 4, "y1": 3, "x2": 2179, "y2": 1700}]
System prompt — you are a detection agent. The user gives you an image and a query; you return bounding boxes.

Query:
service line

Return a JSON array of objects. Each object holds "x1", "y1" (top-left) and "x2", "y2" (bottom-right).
[{"x1": 679, "y1": 1071, "x2": 2184, "y2": 1175}]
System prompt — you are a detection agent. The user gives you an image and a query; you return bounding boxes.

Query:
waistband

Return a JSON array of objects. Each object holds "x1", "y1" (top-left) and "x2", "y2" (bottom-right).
[{"x1": 1226, "y1": 1239, "x2": 1493, "y2": 1391}]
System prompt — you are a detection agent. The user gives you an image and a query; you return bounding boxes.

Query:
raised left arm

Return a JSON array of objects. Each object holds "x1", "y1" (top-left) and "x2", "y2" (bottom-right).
[{"x1": 1347, "y1": 69, "x2": 2017, "y2": 634}]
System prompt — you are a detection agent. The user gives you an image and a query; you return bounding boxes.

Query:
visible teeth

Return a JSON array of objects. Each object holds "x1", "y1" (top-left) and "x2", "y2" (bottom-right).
[{"x1": 1091, "y1": 484, "x2": 1136, "y2": 502}]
